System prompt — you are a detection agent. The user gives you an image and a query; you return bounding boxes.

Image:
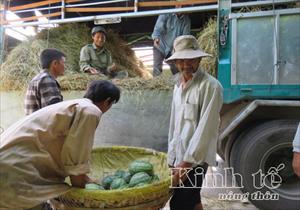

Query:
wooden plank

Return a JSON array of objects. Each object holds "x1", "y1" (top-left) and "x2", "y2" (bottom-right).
[
  {"x1": 138, "y1": 0, "x2": 217, "y2": 7},
  {"x1": 66, "y1": 7, "x2": 134, "y2": 13},
  {"x1": 2, "y1": 11, "x2": 61, "y2": 24},
  {"x1": 9, "y1": 0, "x2": 81, "y2": 12}
]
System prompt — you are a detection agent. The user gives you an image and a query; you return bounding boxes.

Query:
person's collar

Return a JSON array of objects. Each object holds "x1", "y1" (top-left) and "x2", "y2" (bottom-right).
[
  {"x1": 92, "y1": 43, "x2": 98, "y2": 49},
  {"x1": 92, "y1": 43, "x2": 105, "y2": 52},
  {"x1": 84, "y1": 98, "x2": 94, "y2": 105},
  {"x1": 84, "y1": 98, "x2": 103, "y2": 114},
  {"x1": 42, "y1": 69, "x2": 57, "y2": 79},
  {"x1": 175, "y1": 66, "x2": 204, "y2": 87},
  {"x1": 174, "y1": 13, "x2": 184, "y2": 19}
]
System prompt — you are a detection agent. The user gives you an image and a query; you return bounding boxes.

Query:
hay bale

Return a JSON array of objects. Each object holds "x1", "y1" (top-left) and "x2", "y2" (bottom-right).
[
  {"x1": 58, "y1": 73, "x2": 103, "y2": 91},
  {"x1": 197, "y1": 17, "x2": 217, "y2": 77},
  {"x1": 37, "y1": 23, "x2": 91, "y2": 74},
  {"x1": 113, "y1": 74, "x2": 174, "y2": 91},
  {"x1": 38, "y1": 24, "x2": 152, "y2": 79},
  {"x1": 0, "y1": 39, "x2": 47, "y2": 90},
  {"x1": 1, "y1": 23, "x2": 152, "y2": 91},
  {"x1": 58, "y1": 73, "x2": 173, "y2": 91},
  {"x1": 105, "y1": 29, "x2": 152, "y2": 79}
]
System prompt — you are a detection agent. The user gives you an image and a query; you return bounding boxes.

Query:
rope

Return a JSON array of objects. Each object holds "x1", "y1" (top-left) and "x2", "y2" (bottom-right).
[
  {"x1": 1, "y1": 0, "x2": 11, "y2": 65},
  {"x1": 46, "y1": 1, "x2": 51, "y2": 48}
]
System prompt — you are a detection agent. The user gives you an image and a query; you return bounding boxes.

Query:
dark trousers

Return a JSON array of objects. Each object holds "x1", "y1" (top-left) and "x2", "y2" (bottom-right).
[
  {"x1": 27, "y1": 202, "x2": 52, "y2": 210},
  {"x1": 170, "y1": 163, "x2": 208, "y2": 210},
  {"x1": 153, "y1": 47, "x2": 178, "y2": 76}
]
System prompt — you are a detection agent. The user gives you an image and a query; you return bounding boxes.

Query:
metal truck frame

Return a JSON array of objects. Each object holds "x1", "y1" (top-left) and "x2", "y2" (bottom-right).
[{"x1": 218, "y1": 0, "x2": 300, "y2": 209}]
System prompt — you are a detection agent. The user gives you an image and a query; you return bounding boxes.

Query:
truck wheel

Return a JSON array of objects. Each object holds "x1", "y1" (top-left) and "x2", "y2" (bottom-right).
[{"x1": 230, "y1": 120, "x2": 300, "y2": 210}]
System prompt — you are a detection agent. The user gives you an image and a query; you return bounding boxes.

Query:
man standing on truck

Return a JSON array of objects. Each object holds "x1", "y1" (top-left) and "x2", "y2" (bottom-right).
[
  {"x1": 151, "y1": 0, "x2": 191, "y2": 76},
  {"x1": 166, "y1": 35, "x2": 223, "y2": 210}
]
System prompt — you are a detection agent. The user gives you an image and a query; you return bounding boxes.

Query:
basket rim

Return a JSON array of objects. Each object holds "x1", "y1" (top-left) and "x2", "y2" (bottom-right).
[{"x1": 61, "y1": 146, "x2": 171, "y2": 197}]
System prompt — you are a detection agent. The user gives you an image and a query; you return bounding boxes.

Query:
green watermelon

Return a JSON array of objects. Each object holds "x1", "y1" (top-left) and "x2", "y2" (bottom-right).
[
  {"x1": 101, "y1": 175, "x2": 116, "y2": 189},
  {"x1": 114, "y1": 169, "x2": 126, "y2": 178},
  {"x1": 129, "y1": 160, "x2": 153, "y2": 175},
  {"x1": 85, "y1": 183, "x2": 104, "y2": 190},
  {"x1": 129, "y1": 172, "x2": 152, "y2": 187},
  {"x1": 122, "y1": 171, "x2": 132, "y2": 183},
  {"x1": 110, "y1": 178, "x2": 127, "y2": 190}
]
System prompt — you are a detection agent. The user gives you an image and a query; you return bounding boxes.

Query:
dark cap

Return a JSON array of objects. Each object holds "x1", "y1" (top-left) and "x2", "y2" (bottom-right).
[{"x1": 91, "y1": 26, "x2": 107, "y2": 36}]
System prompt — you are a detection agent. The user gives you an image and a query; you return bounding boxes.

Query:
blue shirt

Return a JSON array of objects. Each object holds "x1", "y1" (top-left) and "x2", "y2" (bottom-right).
[{"x1": 151, "y1": 13, "x2": 191, "y2": 56}]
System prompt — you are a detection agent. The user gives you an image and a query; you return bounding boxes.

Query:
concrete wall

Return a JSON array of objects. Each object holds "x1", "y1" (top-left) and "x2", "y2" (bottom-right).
[
  {"x1": 94, "y1": 90, "x2": 172, "y2": 152},
  {"x1": 0, "y1": 90, "x2": 172, "y2": 152}
]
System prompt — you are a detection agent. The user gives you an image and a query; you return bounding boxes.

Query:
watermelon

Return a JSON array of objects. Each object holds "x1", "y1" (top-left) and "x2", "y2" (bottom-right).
[
  {"x1": 129, "y1": 172, "x2": 152, "y2": 187},
  {"x1": 111, "y1": 178, "x2": 127, "y2": 190},
  {"x1": 114, "y1": 169, "x2": 126, "y2": 178},
  {"x1": 85, "y1": 183, "x2": 104, "y2": 190},
  {"x1": 122, "y1": 171, "x2": 132, "y2": 183},
  {"x1": 129, "y1": 160, "x2": 153, "y2": 175},
  {"x1": 101, "y1": 175, "x2": 116, "y2": 189}
]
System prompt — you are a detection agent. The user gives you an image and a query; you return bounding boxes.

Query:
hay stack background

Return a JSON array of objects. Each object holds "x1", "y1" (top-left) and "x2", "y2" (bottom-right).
[
  {"x1": 0, "y1": 39, "x2": 47, "y2": 90},
  {"x1": 37, "y1": 23, "x2": 151, "y2": 78},
  {"x1": 37, "y1": 23, "x2": 91, "y2": 74},
  {"x1": 1, "y1": 18, "x2": 218, "y2": 91},
  {"x1": 0, "y1": 23, "x2": 151, "y2": 90},
  {"x1": 105, "y1": 29, "x2": 152, "y2": 79},
  {"x1": 197, "y1": 17, "x2": 217, "y2": 77}
]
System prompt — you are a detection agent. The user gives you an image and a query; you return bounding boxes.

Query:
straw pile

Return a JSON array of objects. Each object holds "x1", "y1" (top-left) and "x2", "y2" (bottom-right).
[
  {"x1": 197, "y1": 17, "x2": 217, "y2": 77},
  {"x1": 0, "y1": 23, "x2": 152, "y2": 91},
  {"x1": 0, "y1": 39, "x2": 46, "y2": 90},
  {"x1": 1, "y1": 17, "x2": 222, "y2": 91},
  {"x1": 105, "y1": 29, "x2": 152, "y2": 79},
  {"x1": 37, "y1": 23, "x2": 91, "y2": 74},
  {"x1": 58, "y1": 72, "x2": 174, "y2": 91},
  {"x1": 37, "y1": 24, "x2": 152, "y2": 79}
]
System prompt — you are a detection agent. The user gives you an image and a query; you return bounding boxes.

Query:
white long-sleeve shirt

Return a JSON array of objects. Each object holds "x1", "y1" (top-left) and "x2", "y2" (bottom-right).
[
  {"x1": 168, "y1": 68, "x2": 223, "y2": 167},
  {"x1": 293, "y1": 123, "x2": 300, "y2": 153},
  {"x1": 0, "y1": 99, "x2": 101, "y2": 209}
]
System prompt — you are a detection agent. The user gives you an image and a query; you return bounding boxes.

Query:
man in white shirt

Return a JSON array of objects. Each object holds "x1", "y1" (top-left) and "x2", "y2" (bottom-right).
[
  {"x1": 166, "y1": 35, "x2": 223, "y2": 210},
  {"x1": 0, "y1": 80, "x2": 120, "y2": 210},
  {"x1": 293, "y1": 123, "x2": 300, "y2": 177}
]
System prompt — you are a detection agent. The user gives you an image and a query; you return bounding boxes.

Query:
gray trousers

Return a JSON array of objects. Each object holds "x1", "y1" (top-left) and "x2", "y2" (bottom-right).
[{"x1": 153, "y1": 47, "x2": 178, "y2": 76}]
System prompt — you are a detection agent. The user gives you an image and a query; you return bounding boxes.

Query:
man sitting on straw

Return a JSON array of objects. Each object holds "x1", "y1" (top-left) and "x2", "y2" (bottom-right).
[
  {"x1": 80, "y1": 26, "x2": 127, "y2": 79},
  {"x1": 166, "y1": 35, "x2": 223, "y2": 210},
  {"x1": 24, "y1": 48, "x2": 65, "y2": 115},
  {"x1": 0, "y1": 80, "x2": 120, "y2": 210}
]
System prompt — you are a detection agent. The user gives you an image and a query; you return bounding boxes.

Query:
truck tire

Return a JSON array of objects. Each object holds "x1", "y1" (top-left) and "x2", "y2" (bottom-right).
[{"x1": 230, "y1": 120, "x2": 300, "y2": 210}]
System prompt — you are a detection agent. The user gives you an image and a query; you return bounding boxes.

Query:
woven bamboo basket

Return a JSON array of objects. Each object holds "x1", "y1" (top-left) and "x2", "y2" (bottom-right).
[{"x1": 57, "y1": 146, "x2": 172, "y2": 209}]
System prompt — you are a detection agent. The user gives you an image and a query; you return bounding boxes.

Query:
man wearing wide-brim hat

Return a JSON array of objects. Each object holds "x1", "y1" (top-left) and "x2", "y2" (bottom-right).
[{"x1": 167, "y1": 35, "x2": 223, "y2": 210}]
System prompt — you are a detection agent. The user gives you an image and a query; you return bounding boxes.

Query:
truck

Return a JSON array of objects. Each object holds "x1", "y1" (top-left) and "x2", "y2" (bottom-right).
[{"x1": 217, "y1": 0, "x2": 300, "y2": 209}]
